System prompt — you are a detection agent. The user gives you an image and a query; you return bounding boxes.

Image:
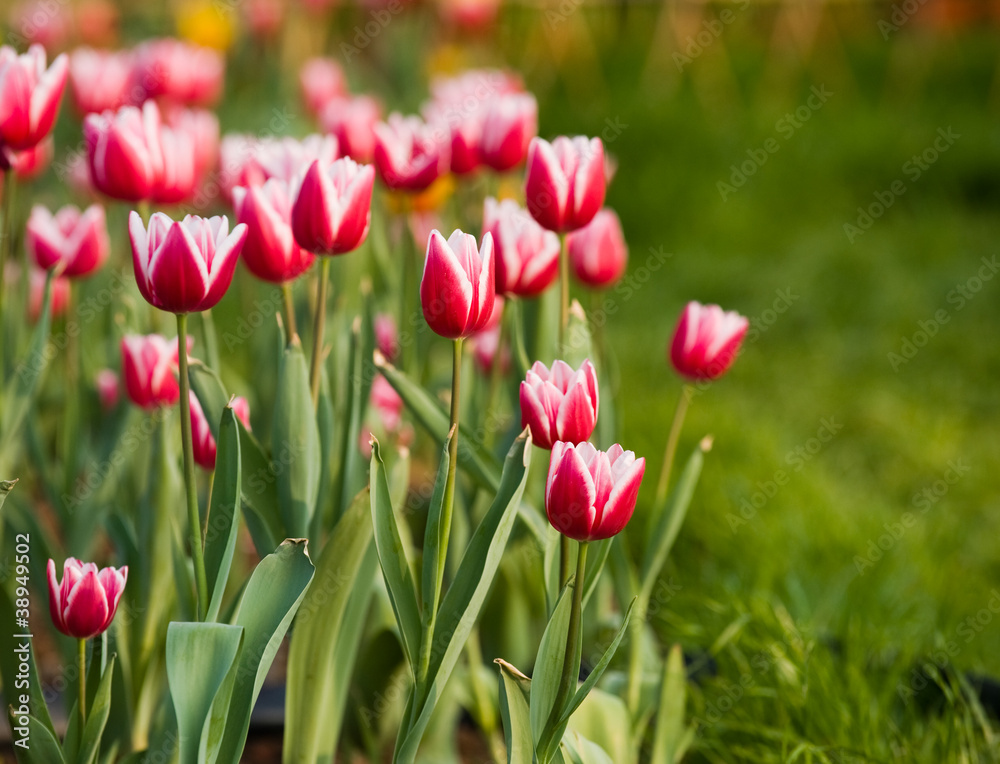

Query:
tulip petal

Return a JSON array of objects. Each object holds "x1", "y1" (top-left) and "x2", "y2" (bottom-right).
[
  {"x1": 63, "y1": 569, "x2": 110, "y2": 638},
  {"x1": 47, "y1": 559, "x2": 66, "y2": 634}
]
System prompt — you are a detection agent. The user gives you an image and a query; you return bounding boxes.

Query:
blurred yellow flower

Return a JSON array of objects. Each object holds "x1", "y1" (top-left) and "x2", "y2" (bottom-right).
[{"x1": 176, "y1": 0, "x2": 236, "y2": 50}]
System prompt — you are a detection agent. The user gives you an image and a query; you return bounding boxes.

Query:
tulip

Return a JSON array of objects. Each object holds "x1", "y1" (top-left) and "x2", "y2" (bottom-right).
[
  {"x1": 524, "y1": 136, "x2": 605, "y2": 233},
  {"x1": 370, "y1": 374, "x2": 403, "y2": 433},
  {"x1": 77, "y1": 0, "x2": 120, "y2": 47},
  {"x1": 420, "y1": 229, "x2": 495, "y2": 339},
  {"x1": 254, "y1": 133, "x2": 339, "y2": 185},
  {"x1": 27, "y1": 266, "x2": 69, "y2": 323},
  {"x1": 84, "y1": 101, "x2": 163, "y2": 202},
  {"x1": 4, "y1": 136, "x2": 52, "y2": 180},
  {"x1": 566, "y1": 208, "x2": 628, "y2": 288},
  {"x1": 424, "y1": 100, "x2": 483, "y2": 176},
  {"x1": 300, "y1": 57, "x2": 347, "y2": 116},
  {"x1": 153, "y1": 120, "x2": 197, "y2": 204},
  {"x1": 233, "y1": 178, "x2": 316, "y2": 283},
  {"x1": 669, "y1": 301, "x2": 748, "y2": 381},
  {"x1": 68, "y1": 48, "x2": 133, "y2": 116},
  {"x1": 290, "y1": 157, "x2": 375, "y2": 255},
  {"x1": 47, "y1": 558, "x2": 128, "y2": 639},
  {"x1": 438, "y1": 0, "x2": 502, "y2": 31},
  {"x1": 129, "y1": 211, "x2": 247, "y2": 314},
  {"x1": 120, "y1": 333, "x2": 183, "y2": 408},
  {"x1": 471, "y1": 324, "x2": 509, "y2": 376},
  {"x1": 130, "y1": 38, "x2": 224, "y2": 106},
  {"x1": 373, "y1": 113, "x2": 450, "y2": 192},
  {"x1": 429, "y1": 69, "x2": 522, "y2": 105},
  {"x1": 483, "y1": 197, "x2": 559, "y2": 297},
  {"x1": 319, "y1": 95, "x2": 381, "y2": 163},
  {"x1": 0, "y1": 44, "x2": 68, "y2": 151},
  {"x1": 244, "y1": 0, "x2": 284, "y2": 39},
  {"x1": 95, "y1": 368, "x2": 119, "y2": 411},
  {"x1": 374, "y1": 313, "x2": 399, "y2": 361},
  {"x1": 190, "y1": 392, "x2": 250, "y2": 469},
  {"x1": 481, "y1": 93, "x2": 537, "y2": 171},
  {"x1": 519, "y1": 359, "x2": 598, "y2": 450},
  {"x1": 164, "y1": 106, "x2": 219, "y2": 181},
  {"x1": 545, "y1": 441, "x2": 645, "y2": 541},
  {"x1": 26, "y1": 204, "x2": 109, "y2": 278},
  {"x1": 12, "y1": 0, "x2": 72, "y2": 50}
]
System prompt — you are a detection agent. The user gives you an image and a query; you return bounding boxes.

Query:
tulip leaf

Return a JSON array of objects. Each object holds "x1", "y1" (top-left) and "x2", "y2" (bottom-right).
[
  {"x1": 0, "y1": 477, "x2": 17, "y2": 511},
  {"x1": 215, "y1": 539, "x2": 315, "y2": 764},
  {"x1": 311, "y1": 367, "x2": 335, "y2": 543},
  {"x1": 7, "y1": 711, "x2": 65, "y2": 764},
  {"x1": 561, "y1": 730, "x2": 614, "y2": 764},
  {"x1": 273, "y1": 337, "x2": 321, "y2": 538},
  {"x1": 496, "y1": 659, "x2": 533, "y2": 764},
  {"x1": 77, "y1": 655, "x2": 117, "y2": 764},
  {"x1": 203, "y1": 404, "x2": 242, "y2": 623},
  {"x1": 419, "y1": 432, "x2": 453, "y2": 639},
  {"x1": 651, "y1": 644, "x2": 691, "y2": 764},
  {"x1": 370, "y1": 439, "x2": 422, "y2": 669},
  {"x1": 0, "y1": 584, "x2": 55, "y2": 736},
  {"x1": 395, "y1": 432, "x2": 532, "y2": 763},
  {"x1": 284, "y1": 488, "x2": 376, "y2": 764},
  {"x1": 531, "y1": 583, "x2": 574, "y2": 757},
  {"x1": 166, "y1": 622, "x2": 243, "y2": 764},
  {"x1": 338, "y1": 298, "x2": 375, "y2": 523}
]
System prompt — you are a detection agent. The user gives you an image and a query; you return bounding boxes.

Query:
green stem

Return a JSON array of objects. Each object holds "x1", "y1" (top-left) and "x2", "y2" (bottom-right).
[
  {"x1": 558, "y1": 233, "x2": 569, "y2": 353},
  {"x1": 78, "y1": 638, "x2": 87, "y2": 727},
  {"x1": 625, "y1": 589, "x2": 647, "y2": 718},
  {"x1": 200, "y1": 308, "x2": 220, "y2": 372},
  {"x1": 550, "y1": 541, "x2": 588, "y2": 731},
  {"x1": 177, "y1": 313, "x2": 209, "y2": 621},
  {"x1": 281, "y1": 281, "x2": 297, "y2": 344},
  {"x1": 309, "y1": 257, "x2": 330, "y2": 405},
  {"x1": 653, "y1": 385, "x2": 693, "y2": 508}
]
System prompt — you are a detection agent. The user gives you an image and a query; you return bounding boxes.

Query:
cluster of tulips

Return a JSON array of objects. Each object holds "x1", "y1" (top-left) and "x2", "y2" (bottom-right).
[{"x1": 0, "y1": 31, "x2": 750, "y2": 764}]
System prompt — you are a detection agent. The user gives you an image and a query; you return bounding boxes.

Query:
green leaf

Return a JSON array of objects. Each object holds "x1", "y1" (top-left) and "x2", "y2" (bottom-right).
[
  {"x1": 395, "y1": 433, "x2": 532, "y2": 762},
  {"x1": 561, "y1": 731, "x2": 613, "y2": 764},
  {"x1": 0, "y1": 587, "x2": 55, "y2": 735},
  {"x1": 166, "y1": 622, "x2": 243, "y2": 764},
  {"x1": 337, "y1": 301, "x2": 375, "y2": 523},
  {"x1": 496, "y1": 660, "x2": 533, "y2": 764},
  {"x1": 420, "y1": 432, "x2": 453, "y2": 636},
  {"x1": 531, "y1": 584, "x2": 574, "y2": 759},
  {"x1": 77, "y1": 655, "x2": 117, "y2": 764},
  {"x1": 564, "y1": 690, "x2": 630, "y2": 763},
  {"x1": 651, "y1": 644, "x2": 689, "y2": 764},
  {"x1": 369, "y1": 439, "x2": 422, "y2": 668},
  {"x1": 273, "y1": 337, "x2": 321, "y2": 538},
  {"x1": 8, "y1": 711, "x2": 65, "y2": 764},
  {"x1": 284, "y1": 488, "x2": 376, "y2": 764},
  {"x1": 204, "y1": 405, "x2": 242, "y2": 622},
  {"x1": 215, "y1": 539, "x2": 315, "y2": 764},
  {"x1": 562, "y1": 300, "x2": 593, "y2": 369},
  {"x1": 0, "y1": 477, "x2": 17, "y2": 511}
]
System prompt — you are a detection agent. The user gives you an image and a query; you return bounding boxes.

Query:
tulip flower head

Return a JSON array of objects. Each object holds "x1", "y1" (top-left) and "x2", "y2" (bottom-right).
[
  {"x1": 566, "y1": 208, "x2": 628, "y2": 288},
  {"x1": 300, "y1": 57, "x2": 347, "y2": 116},
  {"x1": 95, "y1": 368, "x2": 119, "y2": 411},
  {"x1": 374, "y1": 313, "x2": 399, "y2": 361},
  {"x1": 373, "y1": 113, "x2": 450, "y2": 192},
  {"x1": 483, "y1": 197, "x2": 559, "y2": 297},
  {"x1": 233, "y1": 178, "x2": 316, "y2": 283},
  {"x1": 524, "y1": 135, "x2": 605, "y2": 233},
  {"x1": 290, "y1": 157, "x2": 375, "y2": 255},
  {"x1": 121, "y1": 333, "x2": 184, "y2": 408},
  {"x1": 68, "y1": 48, "x2": 133, "y2": 116},
  {"x1": 320, "y1": 95, "x2": 381, "y2": 163},
  {"x1": 129, "y1": 211, "x2": 247, "y2": 314},
  {"x1": 26, "y1": 204, "x2": 109, "y2": 278},
  {"x1": 481, "y1": 93, "x2": 537, "y2": 172},
  {"x1": 48, "y1": 558, "x2": 128, "y2": 639},
  {"x1": 669, "y1": 301, "x2": 748, "y2": 381},
  {"x1": 520, "y1": 359, "x2": 599, "y2": 450},
  {"x1": 419, "y1": 229, "x2": 495, "y2": 339},
  {"x1": 545, "y1": 442, "x2": 645, "y2": 542},
  {"x1": 129, "y1": 38, "x2": 224, "y2": 106},
  {"x1": 0, "y1": 44, "x2": 69, "y2": 151},
  {"x1": 190, "y1": 393, "x2": 250, "y2": 469},
  {"x1": 27, "y1": 266, "x2": 69, "y2": 323},
  {"x1": 84, "y1": 101, "x2": 164, "y2": 202}
]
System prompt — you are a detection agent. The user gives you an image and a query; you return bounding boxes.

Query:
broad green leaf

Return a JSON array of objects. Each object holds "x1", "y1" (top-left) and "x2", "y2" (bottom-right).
[
  {"x1": 564, "y1": 690, "x2": 630, "y2": 764},
  {"x1": 166, "y1": 622, "x2": 243, "y2": 764},
  {"x1": 310, "y1": 367, "x2": 334, "y2": 543},
  {"x1": 77, "y1": 655, "x2": 117, "y2": 764},
  {"x1": 204, "y1": 405, "x2": 242, "y2": 622},
  {"x1": 496, "y1": 660, "x2": 533, "y2": 764},
  {"x1": 215, "y1": 539, "x2": 315, "y2": 764},
  {"x1": 337, "y1": 301, "x2": 375, "y2": 523},
  {"x1": 284, "y1": 488, "x2": 376, "y2": 764},
  {"x1": 0, "y1": 477, "x2": 17, "y2": 511},
  {"x1": 651, "y1": 644, "x2": 689, "y2": 764},
  {"x1": 8, "y1": 711, "x2": 65, "y2": 764},
  {"x1": 560, "y1": 731, "x2": 613, "y2": 764},
  {"x1": 273, "y1": 337, "x2": 321, "y2": 538},
  {"x1": 420, "y1": 432, "x2": 453, "y2": 638},
  {"x1": 370, "y1": 440, "x2": 421, "y2": 668},
  {"x1": 531, "y1": 585, "x2": 574, "y2": 759},
  {"x1": 394, "y1": 433, "x2": 532, "y2": 763}
]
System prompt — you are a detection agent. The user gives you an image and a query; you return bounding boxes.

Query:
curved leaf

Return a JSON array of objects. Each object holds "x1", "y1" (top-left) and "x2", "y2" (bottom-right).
[{"x1": 204, "y1": 405, "x2": 242, "y2": 623}]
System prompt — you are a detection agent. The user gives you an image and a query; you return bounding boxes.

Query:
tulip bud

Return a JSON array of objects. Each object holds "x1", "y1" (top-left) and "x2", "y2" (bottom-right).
[
  {"x1": 300, "y1": 57, "x2": 347, "y2": 116},
  {"x1": 47, "y1": 558, "x2": 128, "y2": 639},
  {"x1": 481, "y1": 93, "x2": 537, "y2": 172},
  {"x1": 291, "y1": 157, "x2": 375, "y2": 255},
  {"x1": 0, "y1": 45, "x2": 68, "y2": 151},
  {"x1": 4, "y1": 136, "x2": 53, "y2": 181},
  {"x1": 320, "y1": 95, "x2": 381, "y2": 163},
  {"x1": 190, "y1": 392, "x2": 251, "y2": 469},
  {"x1": 95, "y1": 368, "x2": 119, "y2": 411},
  {"x1": 374, "y1": 313, "x2": 399, "y2": 361},
  {"x1": 129, "y1": 38, "x2": 224, "y2": 107},
  {"x1": 669, "y1": 301, "x2": 748, "y2": 381},
  {"x1": 419, "y1": 229, "x2": 495, "y2": 339},
  {"x1": 84, "y1": 101, "x2": 164, "y2": 202},
  {"x1": 483, "y1": 197, "x2": 559, "y2": 297},
  {"x1": 233, "y1": 178, "x2": 316, "y2": 284},
  {"x1": 566, "y1": 208, "x2": 628, "y2": 288},
  {"x1": 68, "y1": 48, "x2": 133, "y2": 116},
  {"x1": 370, "y1": 375, "x2": 403, "y2": 433},
  {"x1": 129, "y1": 211, "x2": 247, "y2": 314},
  {"x1": 26, "y1": 204, "x2": 110, "y2": 278},
  {"x1": 524, "y1": 135, "x2": 605, "y2": 233},
  {"x1": 27, "y1": 266, "x2": 70, "y2": 323},
  {"x1": 545, "y1": 442, "x2": 645, "y2": 541},
  {"x1": 519, "y1": 359, "x2": 599, "y2": 450},
  {"x1": 120, "y1": 333, "x2": 184, "y2": 409},
  {"x1": 373, "y1": 113, "x2": 450, "y2": 192}
]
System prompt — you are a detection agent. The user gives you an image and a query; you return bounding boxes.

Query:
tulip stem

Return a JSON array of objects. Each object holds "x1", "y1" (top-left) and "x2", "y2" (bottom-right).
[
  {"x1": 177, "y1": 313, "x2": 209, "y2": 622},
  {"x1": 309, "y1": 257, "x2": 330, "y2": 405},
  {"x1": 281, "y1": 281, "x2": 297, "y2": 344},
  {"x1": 558, "y1": 233, "x2": 569, "y2": 354},
  {"x1": 78, "y1": 638, "x2": 87, "y2": 727},
  {"x1": 654, "y1": 384, "x2": 693, "y2": 508},
  {"x1": 549, "y1": 540, "x2": 588, "y2": 740}
]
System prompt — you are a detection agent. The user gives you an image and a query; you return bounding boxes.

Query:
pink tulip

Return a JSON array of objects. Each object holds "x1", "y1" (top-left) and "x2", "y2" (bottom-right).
[
  {"x1": 164, "y1": 106, "x2": 219, "y2": 181},
  {"x1": 370, "y1": 374, "x2": 403, "y2": 432},
  {"x1": 438, "y1": 0, "x2": 502, "y2": 31},
  {"x1": 95, "y1": 368, "x2": 119, "y2": 411},
  {"x1": 374, "y1": 313, "x2": 399, "y2": 361},
  {"x1": 0, "y1": 44, "x2": 68, "y2": 151},
  {"x1": 566, "y1": 208, "x2": 628, "y2": 288},
  {"x1": 190, "y1": 392, "x2": 251, "y2": 469},
  {"x1": 373, "y1": 113, "x2": 450, "y2": 192},
  {"x1": 319, "y1": 95, "x2": 381, "y2": 163},
  {"x1": 519, "y1": 359, "x2": 598, "y2": 450},
  {"x1": 68, "y1": 48, "x2": 133, "y2": 116},
  {"x1": 26, "y1": 204, "x2": 109, "y2": 278},
  {"x1": 471, "y1": 324, "x2": 509, "y2": 375},
  {"x1": 48, "y1": 558, "x2": 128, "y2": 639},
  {"x1": 483, "y1": 197, "x2": 559, "y2": 297},
  {"x1": 429, "y1": 69, "x2": 522, "y2": 105},
  {"x1": 420, "y1": 229, "x2": 495, "y2": 339},
  {"x1": 129, "y1": 211, "x2": 247, "y2": 314},
  {"x1": 152, "y1": 119, "x2": 197, "y2": 204},
  {"x1": 120, "y1": 333, "x2": 184, "y2": 408},
  {"x1": 130, "y1": 38, "x2": 224, "y2": 106},
  {"x1": 424, "y1": 100, "x2": 483, "y2": 176},
  {"x1": 244, "y1": 0, "x2": 284, "y2": 39},
  {"x1": 233, "y1": 178, "x2": 316, "y2": 283},
  {"x1": 28, "y1": 266, "x2": 69, "y2": 323},
  {"x1": 254, "y1": 134, "x2": 339, "y2": 185},
  {"x1": 291, "y1": 157, "x2": 374, "y2": 255},
  {"x1": 12, "y1": 0, "x2": 73, "y2": 50},
  {"x1": 669, "y1": 301, "x2": 748, "y2": 381},
  {"x1": 84, "y1": 101, "x2": 164, "y2": 202},
  {"x1": 481, "y1": 93, "x2": 536, "y2": 172},
  {"x1": 4, "y1": 136, "x2": 52, "y2": 180},
  {"x1": 300, "y1": 57, "x2": 347, "y2": 116},
  {"x1": 546, "y1": 442, "x2": 645, "y2": 541},
  {"x1": 525, "y1": 136, "x2": 605, "y2": 233}
]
